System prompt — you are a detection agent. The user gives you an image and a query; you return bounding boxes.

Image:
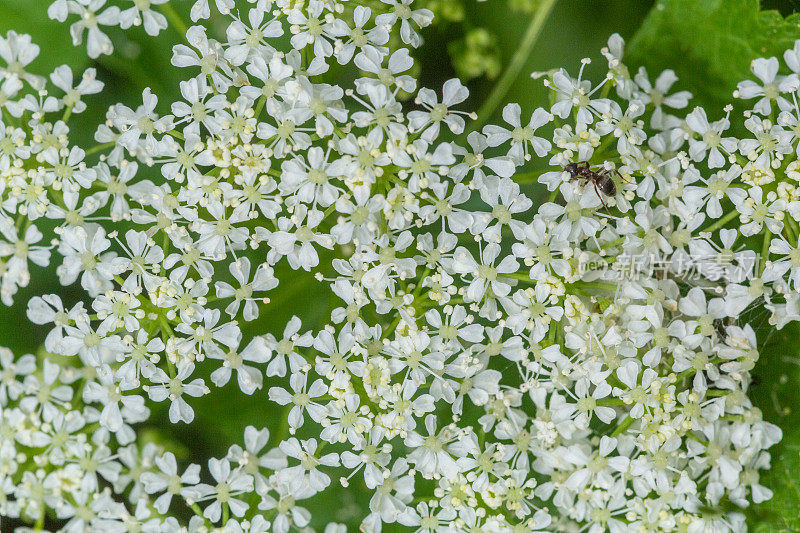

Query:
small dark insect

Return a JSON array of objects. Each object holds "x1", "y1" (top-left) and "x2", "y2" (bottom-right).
[{"x1": 564, "y1": 161, "x2": 627, "y2": 210}]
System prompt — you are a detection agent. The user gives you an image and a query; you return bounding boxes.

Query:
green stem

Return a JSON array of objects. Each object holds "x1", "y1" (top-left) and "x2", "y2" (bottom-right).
[
  {"x1": 569, "y1": 280, "x2": 620, "y2": 292},
  {"x1": 611, "y1": 415, "x2": 634, "y2": 437},
  {"x1": 513, "y1": 168, "x2": 550, "y2": 184},
  {"x1": 700, "y1": 209, "x2": 739, "y2": 234},
  {"x1": 589, "y1": 133, "x2": 617, "y2": 163},
  {"x1": 189, "y1": 503, "x2": 214, "y2": 527},
  {"x1": 276, "y1": 404, "x2": 292, "y2": 442},
  {"x1": 546, "y1": 320, "x2": 559, "y2": 346},
  {"x1": 85, "y1": 141, "x2": 116, "y2": 156},
  {"x1": 504, "y1": 272, "x2": 534, "y2": 281},
  {"x1": 254, "y1": 95, "x2": 267, "y2": 118},
  {"x1": 597, "y1": 398, "x2": 625, "y2": 406},
  {"x1": 1, "y1": 107, "x2": 19, "y2": 128},
  {"x1": 783, "y1": 216, "x2": 796, "y2": 243},
  {"x1": 467, "y1": 0, "x2": 558, "y2": 134},
  {"x1": 158, "y1": 317, "x2": 177, "y2": 378},
  {"x1": 600, "y1": 236, "x2": 625, "y2": 249},
  {"x1": 759, "y1": 229, "x2": 772, "y2": 276},
  {"x1": 787, "y1": 215, "x2": 800, "y2": 244}
]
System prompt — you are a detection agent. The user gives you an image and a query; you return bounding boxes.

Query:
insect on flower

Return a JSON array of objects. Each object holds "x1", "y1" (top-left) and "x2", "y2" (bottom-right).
[{"x1": 563, "y1": 160, "x2": 629, "y2": 209}]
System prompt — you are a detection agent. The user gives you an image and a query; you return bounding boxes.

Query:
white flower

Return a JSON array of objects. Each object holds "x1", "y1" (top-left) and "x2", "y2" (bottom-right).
[
  {"x1": 0, "y1": 349, "x2": 35, "y2": 403},
  {"x1": 119, "y1": 0, "x2": 169, "y2": 36},
  {"x1": 404, "y1": 414, "x2": 460, "y2": 479},
  {"x1": 278, "y1": 437, "x2": 340, "y2": 491},
  {"x1": 83, "y1": 366, "x2": 148, "y2": 432},
  {"x1": 268, "y1": 372, "x2": 328, "y2": 431},
  {"x1": 483, "y1": 104, "x2": 552, "y2": 163},
  {"x1": 194, "y1": 458, "x2": 254, "y2": 522},
  {"x1": 409, "y1": 78, "x2": 473, "y2": 141},
  {"x1": 140, "y1": 452, "x2": 201, "y2": 514},
  {"x1": 57, "y1": 225, "x2": 125, "y2": 296},
  {"x1": 112, "y1": 88, "x2": 173, "y2": 152},
  {"x1": 0, "y1": 8, "x2": 794, "y2": 532},
  {"x1": 263, "y1": 316, "x2": 314, "y2": 377},
  {"x1": 0, "y1": 30, "x2": 43, "y2": 87},
  {"x1": 190, "y1": 0, "x2": 235, "y2": 21},
  {"x1": 374, "y1": 0, "x2": 433, "y2": 48},
  {"x1": 355, "y1": 47, "x2": 416, "y2": 94},
  {"x1": 732, "y1": 185, "x2": 785, "y2": 236},
  {"x1": 224, "y1": 7, "x2": 283, "y2": 66},
  {"x1": 685, "y1": 106, "x2": 739, "y2": 168},
  {"x1": 262, "y1": 206, "x2": 334, "y2": 271},
  {"x1": 146, "y1": 361, "x2": 209, "y2": 423},
  {"x1": 452, "y1": 242, "x2": 518, "y2": 306},
  {"x1": 634, "y1": 67, "x2": 691, "y2": 125},
  {"x1": 19, "y1": 359, "x2": 73, "y2": 420},
  {"x1": 52, "y1": 0, "x2": 121, "y2": 59},
  {"x1": 736, "y1": 56, "x2": 799, "y2": 114},
  {"x1": 50, "y1": 66, "x2": 103, "y2": 114},
  {"x1": 547, "y1": 66, "x2": 613, "y2": 126},
  {"x1": 208, "y1": 336, "x2": 268, "y2": 394}
]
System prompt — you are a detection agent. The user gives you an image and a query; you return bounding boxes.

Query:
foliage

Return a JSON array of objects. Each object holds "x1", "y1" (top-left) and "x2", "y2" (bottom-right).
[{"x1": 629, "y1": 0, "x2": 800, "y2": 113}]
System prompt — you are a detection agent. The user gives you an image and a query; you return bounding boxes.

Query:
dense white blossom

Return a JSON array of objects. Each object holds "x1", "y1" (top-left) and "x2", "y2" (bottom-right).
[{"x1": 0, "y1": 1, "x2": 796, "y2": 532}]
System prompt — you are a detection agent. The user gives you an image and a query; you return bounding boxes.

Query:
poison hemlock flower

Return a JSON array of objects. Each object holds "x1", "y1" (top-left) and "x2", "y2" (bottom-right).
[{"x1": 0, "y1": 1, "x2": 797, "y2": 532}]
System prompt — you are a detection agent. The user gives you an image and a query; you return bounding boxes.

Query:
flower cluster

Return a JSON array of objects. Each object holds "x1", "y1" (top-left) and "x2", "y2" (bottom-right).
[
  {"x1": 46, "y1": 0, "x2": 502, "y2": 82},
  {"x1": 0, "y1": 0, "x2": 797, "y2": 531}
]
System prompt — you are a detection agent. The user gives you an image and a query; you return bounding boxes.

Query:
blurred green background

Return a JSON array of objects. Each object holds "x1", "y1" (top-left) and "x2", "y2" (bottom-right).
[{"x1": 3, "y1": 0, "x2": 800, "y2": 529}]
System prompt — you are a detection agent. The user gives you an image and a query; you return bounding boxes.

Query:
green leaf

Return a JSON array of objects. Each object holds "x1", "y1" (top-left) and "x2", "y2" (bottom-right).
[
  {"x1": 628, "y1": 0, "x2": 800, "y2": 113},
  {"x1": 750, "y1": 442, "x2": 800, "y2": 532},
  {"x1": 745, "y1": 320, "x2": 800, "y2": 529}
]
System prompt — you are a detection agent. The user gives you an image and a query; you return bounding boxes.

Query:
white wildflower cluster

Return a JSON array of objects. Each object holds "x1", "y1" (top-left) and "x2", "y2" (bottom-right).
[{"x1": 0, "y1": 0, "x2": 798, "y2": 531}]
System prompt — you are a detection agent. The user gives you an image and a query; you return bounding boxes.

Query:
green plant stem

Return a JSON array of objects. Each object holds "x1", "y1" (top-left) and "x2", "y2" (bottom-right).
[
  {"x1": 786, "y1": 216, "x2": 800, "y2": 244},
  {"x1": 700, "y1": 209, "x2": 739, "y2": 234},
  {"x1": 85, "y1": 141, "x2": 116, "y2": 155},
  {"x1": 513, "y1": 168, "x2": 549, "y2": 184},
  {"x1": 467, "y1": 0, "x2": 558, "y2": 134},
  {"x1": 546, "y1": 320, "x2": 559, "y2": 346},
  {"x1": 62, "y1": 105, "x2": 73, "y2": 123},
  {"x1": 255, "y1": 95, "x2": 267, "y2": 118},
  {"x1": 611, "y1": 415, "x2": 634, "y2": 437},
  {"x1": 276, "y1": 404, "x2": 292, "y2": 442},
  {"x1": 760, "y1": 229, "x2": 772, "y2": 276}
]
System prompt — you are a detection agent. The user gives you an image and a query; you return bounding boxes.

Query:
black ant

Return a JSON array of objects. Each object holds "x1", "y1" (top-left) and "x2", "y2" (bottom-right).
[{"x1": 563, "y1": 161, "x2": 629, "y2": 210}]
